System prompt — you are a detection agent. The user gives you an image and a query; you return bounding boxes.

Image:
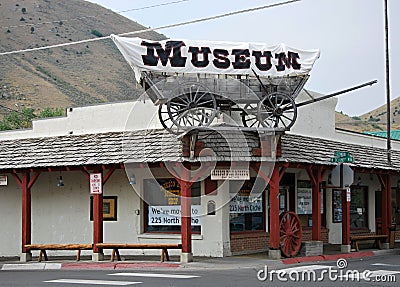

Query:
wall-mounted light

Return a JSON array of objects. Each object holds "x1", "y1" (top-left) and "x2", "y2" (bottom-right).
[
  {"x1": 57, "y1": 175, "x2": 64, "y2": 187},
  {"x1": 129, "y1": 175, "x2": 136, "y2": 185},
  {"x1": 397, "y1": 179, "x2": 400, "y2": 189},
  {"x1": 357, "y1": 176, "x2": 362, "y2": 186}
]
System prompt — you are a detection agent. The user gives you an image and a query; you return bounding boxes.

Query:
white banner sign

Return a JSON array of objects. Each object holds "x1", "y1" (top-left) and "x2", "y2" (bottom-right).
[
  {"x1": 229, "y1": 195, "x2": 262, "y2": 213},
  {"x1": 148, "y1": 205, "x2": 201, "y2": 226},
  {"x1": 211, "y1": 169, "x2": 250, "y2": 180},
  {"x1": 90, "y1": 173, "x2": 102, "y2": 194},
  {"x1": 111, "y1": 35, "x2": 320, "y2": 82}
]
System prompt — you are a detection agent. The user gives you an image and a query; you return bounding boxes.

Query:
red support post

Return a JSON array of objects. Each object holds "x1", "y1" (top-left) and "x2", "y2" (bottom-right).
[
  {"x1": 341, "y1": 188, "x2": 351, "y2": 246},
  {"x1": 21, "y1": 172, "x2": 31, "y2": 253},
  {"x1": 310, "y1": 167, "x2": 322, "y2": 241},
  {"x1": 387, "y1": 174, "x2": 392, "y2": 237},
  {"x1": 93, "y1": 171, "x2": 103, "y2": 254},
  {"x1": 381, "y1": 174, "x2": 389, "y2": 239},
  {"x1": 180, "y1": 180, "x2": 192, "y2": 254},
  {"x1": 269, "y1": 167, "x2": 280, "y2": 250}
]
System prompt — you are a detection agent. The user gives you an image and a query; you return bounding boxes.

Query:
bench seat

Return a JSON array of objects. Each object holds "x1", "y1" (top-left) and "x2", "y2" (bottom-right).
[
  {"x1": 95, "y1": 243, "x2": 182, "y2": 262},
  {"x1": 24, "y1": 244, "x2": 92, "y2": 262},
  {"x1": 350, "y1": 235, "x2": 388, "y2": 252}
]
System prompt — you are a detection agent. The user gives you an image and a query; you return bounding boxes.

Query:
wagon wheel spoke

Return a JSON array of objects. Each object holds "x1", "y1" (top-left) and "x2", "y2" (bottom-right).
[
  {"x1": 279, "y1": 211, "x2": 302, "y2": 258},
  {"x1": 167, "y1": 82, "x2": 217, "y2": 130},
  {"x1": 258, "y1": 92, "x2": 297, "y2": 130}
]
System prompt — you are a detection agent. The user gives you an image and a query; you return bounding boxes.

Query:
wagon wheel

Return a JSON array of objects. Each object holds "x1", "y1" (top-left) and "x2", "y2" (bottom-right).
[
  {"x1": 165, "y1": 82, "x2": 218, "y2": 130},
  {"x1": 241, "y1": 103, "x2": 263, "y2": 128},
  {"x1": 257, "y1": 92, "x2": 297, "y2": 129},
  {"x1": 280, "y1": 211, "x2": 302, "y2": 257},
  {"x1": 158, "y1": 104, "x2": 181, "y2": 134}
]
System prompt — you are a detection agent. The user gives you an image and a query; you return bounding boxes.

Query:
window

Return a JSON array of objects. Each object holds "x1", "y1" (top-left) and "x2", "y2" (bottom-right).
[
  {"x1": 229, "y1": 179, "x2": 264, "y2": 232},
  {"x1": 297, "y1": 180, "x2": 325, "y2": 227},
  {"x1": 144, "y1": 178, "x2": 201, "y2": 233},
  {"x1": 350, "y1": 186, "x2": 368, "y2": 229}
]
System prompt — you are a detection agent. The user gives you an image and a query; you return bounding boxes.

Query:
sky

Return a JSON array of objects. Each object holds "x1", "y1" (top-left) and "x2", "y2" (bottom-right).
[{"x1": 86, "y1": 0, "x2": 399, "y2": 116}]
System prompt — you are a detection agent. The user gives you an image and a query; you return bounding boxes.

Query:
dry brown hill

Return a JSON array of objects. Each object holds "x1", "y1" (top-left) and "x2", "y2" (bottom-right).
[
  {"x1": 0, "y1": 0, "x2": 165, "y2": 116},
  {"x1": 336, "y1": 96, "x2": 400, "y2": 133}
]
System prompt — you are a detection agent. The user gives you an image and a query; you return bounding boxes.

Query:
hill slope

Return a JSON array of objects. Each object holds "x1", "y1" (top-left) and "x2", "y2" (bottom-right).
[{"x1": 0, "y1": 0, "x2": 165, "y2": 116}]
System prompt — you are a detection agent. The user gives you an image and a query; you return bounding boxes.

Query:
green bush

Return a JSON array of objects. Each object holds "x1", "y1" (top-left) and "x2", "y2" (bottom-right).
[{"x1": 0, "y1": 107, "x2": 65, "y2": 131}]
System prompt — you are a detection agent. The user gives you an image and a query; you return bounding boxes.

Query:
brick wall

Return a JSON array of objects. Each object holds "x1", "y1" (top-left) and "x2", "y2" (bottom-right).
[
  {"x1": 230, "y1": 228, "x2": 329, "y2": 254},
  {"x1": 230, "y1": 232, "x2": 269, "y2": 254}
]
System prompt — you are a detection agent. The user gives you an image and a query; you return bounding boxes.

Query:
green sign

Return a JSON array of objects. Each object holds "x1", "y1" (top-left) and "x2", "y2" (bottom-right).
[{"x1": 330, "y1": 151, "x2": 354, "y2": 163}]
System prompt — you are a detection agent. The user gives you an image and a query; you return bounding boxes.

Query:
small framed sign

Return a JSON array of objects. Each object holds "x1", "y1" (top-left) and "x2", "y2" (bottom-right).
[
  {"x1": 90, "y1": 173, "x2": 102, "y2": 194},
  {"x1": 0, "y1": 175, "x2": 7, "y2": 186}
]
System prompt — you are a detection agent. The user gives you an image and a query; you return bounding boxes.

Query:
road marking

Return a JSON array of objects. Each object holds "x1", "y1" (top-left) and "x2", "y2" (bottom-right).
[
  {"x1": 44, "y1": 279, "x2": 142, "y2": 285},
  {"x1": 372, "y1": 263, "x2": 400, "y2": 267},
  {"x1": 369, "y1": 270, "x2": 400, "y2": 276},
  {"x1": 1, "y1": 263, "x2": 62, "y2": 271},
  {"x1": 109, "y1": 272, "x2": 200, "y2": 279},
  {"x1": 275, "y1": 265, "x2": 334, "y2": 274}
]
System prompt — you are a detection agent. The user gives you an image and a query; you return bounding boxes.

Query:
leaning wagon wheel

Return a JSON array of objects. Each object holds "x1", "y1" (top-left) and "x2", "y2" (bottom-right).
[
  {"x1": 257, "y1": 92, "x2": 297, "y2": 129},
  {"x1": 241, "y1": 103, "x2": 264, "y2": 128},
  {"x1": 164, "y1": 82, "x2": 218, "y2": 130},
  {"x1": 280, "y1": 211, "x2": 302, "y2": 257}
]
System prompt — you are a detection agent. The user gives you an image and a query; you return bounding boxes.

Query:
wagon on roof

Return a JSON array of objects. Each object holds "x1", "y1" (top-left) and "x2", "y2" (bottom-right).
[
  {"x1": 111, "y1": 35, "x2": 375, "y2": 135},
  {"x1": 111, "y1": 35, "x2": 320, "y2": 133}
]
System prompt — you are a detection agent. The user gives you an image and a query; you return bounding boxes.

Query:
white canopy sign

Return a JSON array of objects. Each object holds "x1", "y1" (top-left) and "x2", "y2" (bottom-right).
[{"x1": 111, "y1": 35, "x2": 320, "y2": 82}]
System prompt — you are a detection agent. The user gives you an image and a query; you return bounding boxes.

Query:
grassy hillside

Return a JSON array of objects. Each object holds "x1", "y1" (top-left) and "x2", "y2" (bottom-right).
[{"x1": 0, "y1": 0, "x2": 165, "y2": 117}]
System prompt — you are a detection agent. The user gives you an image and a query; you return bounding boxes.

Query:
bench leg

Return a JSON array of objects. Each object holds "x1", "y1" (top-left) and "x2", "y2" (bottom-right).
[
  {"x1": 77, "y1": 250, "x2": 81, "y2": 261},
  {"x1": 377, "y1": 239, "x2": 382, "y2": 250},
  {"x1": 39, "y1": 250, "x2": 48, "y2": 262},
  {"x1": 111, "y1": 249, "x2": 121, "y2": 262},
  {"x1": 354, "y1": 241, "x2": 359, "y2": 252},
  {"x1": 161, "y1": 249, "x2": 170, "y2": 262}
]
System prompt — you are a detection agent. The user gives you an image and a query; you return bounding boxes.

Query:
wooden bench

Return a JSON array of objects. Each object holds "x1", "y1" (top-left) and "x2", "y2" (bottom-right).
[
  {"x1": 24, "y1": 244, "x2": 93, "y2": 262},
  {"x1": 350, "y1": 235, "x2": 388, "y2": 252},
  {"x1": 95, "y1": 243, "x2": 182, "y2": 262}
]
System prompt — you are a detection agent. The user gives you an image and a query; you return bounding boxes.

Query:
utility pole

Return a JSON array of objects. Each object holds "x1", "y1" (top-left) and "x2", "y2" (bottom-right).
[{"x1": 384, "y1": 0, "x2": 391, "y2": 164}]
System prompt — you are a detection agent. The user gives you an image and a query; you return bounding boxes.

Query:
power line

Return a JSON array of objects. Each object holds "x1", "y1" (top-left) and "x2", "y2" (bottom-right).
[
  {"x1": 0, "y1": 0, "x2": 301, "y2": 56},
  {"x1": 0, "y1": 0, "x2": 190, "y2": 30}
]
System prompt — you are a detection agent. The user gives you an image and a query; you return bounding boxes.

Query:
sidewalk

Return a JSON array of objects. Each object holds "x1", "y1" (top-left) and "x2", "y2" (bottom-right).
[{"x1": 1, "y1": 246, "x2": 399, "y2": 271}]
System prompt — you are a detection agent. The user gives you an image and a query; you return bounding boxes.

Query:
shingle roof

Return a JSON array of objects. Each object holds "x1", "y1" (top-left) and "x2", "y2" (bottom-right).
[
  {"x1": 280, "y1": 133, "x2": 400, "y2": 170},
  {"x1": 0, "y1": 129, "x2": 398, "y2": 171}
]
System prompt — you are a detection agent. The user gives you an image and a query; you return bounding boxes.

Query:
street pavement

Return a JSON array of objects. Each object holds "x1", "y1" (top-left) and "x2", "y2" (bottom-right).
[{"x1": 0, "y1": 248, "x2": 399, "y2": 286}]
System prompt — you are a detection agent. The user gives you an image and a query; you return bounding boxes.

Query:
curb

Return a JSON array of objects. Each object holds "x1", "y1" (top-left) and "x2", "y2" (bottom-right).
[
  {"x1": 281, "y1": 251, "x2": 384, "y2": 265},
  {"x1": 61, "y1": 262, "x2": 180, "y2": 270}
]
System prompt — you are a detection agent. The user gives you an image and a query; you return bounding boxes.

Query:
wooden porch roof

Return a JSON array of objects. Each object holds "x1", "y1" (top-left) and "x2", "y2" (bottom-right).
[{"x1": 0, "y1": 129, "x2": 398, "y2": 171}]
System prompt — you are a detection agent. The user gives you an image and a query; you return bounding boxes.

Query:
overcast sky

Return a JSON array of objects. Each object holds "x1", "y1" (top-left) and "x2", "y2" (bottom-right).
[{"x1": 87, "y1": 0, "x2": 399, "y2": 116}]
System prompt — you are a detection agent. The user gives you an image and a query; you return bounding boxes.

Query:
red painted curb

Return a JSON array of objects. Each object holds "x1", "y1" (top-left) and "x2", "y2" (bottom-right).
[{"x1": 282, "y1": 251, "x2": 375, "y2": 264}]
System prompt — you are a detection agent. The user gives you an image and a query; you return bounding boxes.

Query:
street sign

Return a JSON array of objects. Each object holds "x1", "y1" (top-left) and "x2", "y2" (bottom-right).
[
  {"x1": 330, "y1": 151, "x2": 354, "y2": 163},
  {"x1": 90, "y1": 173, "x2": 102, "y2": 194},
  {"x1": 331, "y1": 163, "x2": 354, "y2": 188}
]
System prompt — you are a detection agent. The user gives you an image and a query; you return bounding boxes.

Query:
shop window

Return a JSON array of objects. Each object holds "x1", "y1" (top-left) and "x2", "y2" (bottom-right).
[
  {"x1": 297, "y1": 180, "x2": 325, "y2": 227},
  {"x1": 332, "y1": 189, "x2": 342, "y2": 223},
  {"x1": 350, "y1": 186, "x2": 368, "y2": 229},
  {"x1": 392, "y1": 188, "x2": 400, "y2": 225},
  {"x1": 143, "y1": 178, "x2": 201, "y2": 233},
  {"x1": 229, "y1": 179, "x2": 265, "y2": 232}
]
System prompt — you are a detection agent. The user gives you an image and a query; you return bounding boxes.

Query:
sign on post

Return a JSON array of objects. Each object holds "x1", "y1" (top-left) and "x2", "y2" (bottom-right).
[
  {"x1": 90, "y1": 173, "x2": 102, "y2": 194},
  {"x1": 330, "y1": 151, "x2": 354, "y2": 163},
  {"x1": 331, "y1": 163, "x2": 354, "y2": 188}
]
